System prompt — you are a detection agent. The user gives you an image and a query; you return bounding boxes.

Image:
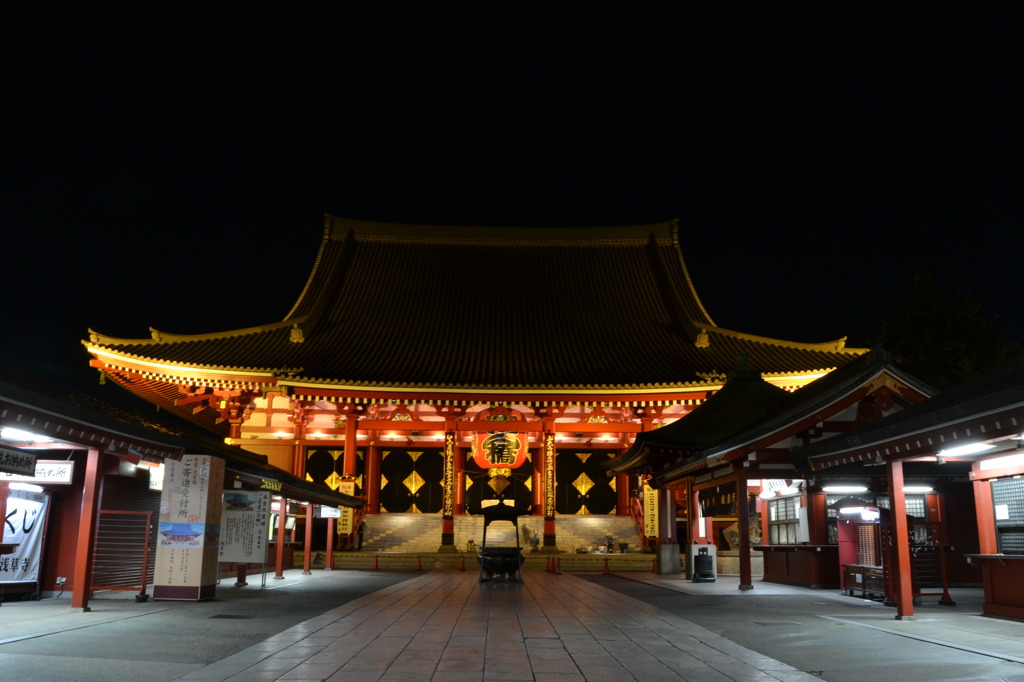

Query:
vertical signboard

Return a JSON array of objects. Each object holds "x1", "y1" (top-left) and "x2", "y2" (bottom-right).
[
  {"x1": 153, "y1": 455, "x2": 224, "y2": 600},
  {"x1": 643, "y1": 481, "x2": 659, "y2": 538},
  {"x1": 218, "y1": 491, "x2": 272, "y2": 564},
  {"x1": 0, "y1": 488, "x2": 48, "y2": 584},
  {"x1": 338, "y1": 480, "x2": 355, "y2": 534}
]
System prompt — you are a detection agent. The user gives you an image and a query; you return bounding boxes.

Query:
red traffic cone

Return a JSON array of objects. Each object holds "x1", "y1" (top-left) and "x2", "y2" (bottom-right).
[
  {"x1": 554, "y1": 558, "x2": 563, "y2": 575},
  {"x1": 416, "y1": 555, "x2": 423, "y2": 570},
  {"x1": 546, "y1": 556, "x2": 554, "y2": 572},
  {"x1": 459, "y1": 555, "x2": 466, "y2": 571},
  {"x1": 603, "y1": 557, "x2": 610, "y2": 574},
  {"x1": 372, "y1": 554, "x2": 379, "y2": 570}
]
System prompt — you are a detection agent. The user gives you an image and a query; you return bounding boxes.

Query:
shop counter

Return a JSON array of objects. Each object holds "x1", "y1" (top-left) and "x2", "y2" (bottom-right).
[
  {"x1": 754, "y1": 544, "x2": 839, "y2": 589},
  {"x1": 966, "y1": 554, "x2": 1024, "y2": 620}
]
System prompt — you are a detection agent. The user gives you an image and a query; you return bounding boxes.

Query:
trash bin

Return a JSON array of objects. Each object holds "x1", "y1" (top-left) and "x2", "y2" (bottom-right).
[{"x1": 692, "y1": 547, "x2": 715, "y2": 583}]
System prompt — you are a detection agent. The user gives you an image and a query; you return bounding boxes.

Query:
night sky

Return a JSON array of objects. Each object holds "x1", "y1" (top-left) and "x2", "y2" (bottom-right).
[{"x1": 4, "y1": 3, "x2": 1022, "y2": 391}]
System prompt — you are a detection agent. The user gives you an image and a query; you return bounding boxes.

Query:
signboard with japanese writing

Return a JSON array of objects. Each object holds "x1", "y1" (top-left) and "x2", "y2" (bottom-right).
[
  {"x1": 0, "y1": 446, "x2": 37, "y2": 476},
  {"x1": 338, "y1": 480, "x2": 355, "y2": 534},
  {"x1": 1, "y1": 459, "x2": 73, "y2": 485},
  {"x1": 0, "y1": 488, "x2": 48, "y2": 584},
  {"x1": 699, "y1": 482, "x2": 737, "y2": 517},
  {"x1": 643, "y1": 481, "x2": 658, "y2": 537},
  {"x1": 218, "y1": 491, "x2": 271, "y2": 564},
  {"x1": 153, "y1": 455, "x2": 224, "y2": 600}
]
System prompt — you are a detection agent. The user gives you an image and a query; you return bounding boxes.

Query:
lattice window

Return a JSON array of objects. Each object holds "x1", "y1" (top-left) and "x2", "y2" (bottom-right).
[{"x1": 767, "y1": 496, "x2": 800, "y2": 544}]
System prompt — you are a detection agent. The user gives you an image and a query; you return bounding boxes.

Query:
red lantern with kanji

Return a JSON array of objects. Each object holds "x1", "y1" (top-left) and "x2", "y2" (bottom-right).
[{"x1": 472, "y1": 431, "x2": 528, "y2": 471}]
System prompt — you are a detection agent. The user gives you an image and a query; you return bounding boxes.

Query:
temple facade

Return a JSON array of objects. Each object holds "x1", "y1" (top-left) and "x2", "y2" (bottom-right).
[{"x1": 84, "y1": 216, "x2": 868, "y2": 554}]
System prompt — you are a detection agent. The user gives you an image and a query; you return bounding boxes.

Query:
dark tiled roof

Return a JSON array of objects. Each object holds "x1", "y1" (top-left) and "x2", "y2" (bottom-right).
[
  {"x1": 605, "y1": 357, "x2": 795, "y2": 474},
  {"x1": 792, "y1": 351, "x2": 1024, "y2": 466},
  {"x1": 86, "y1": 217, "x2": 866, "y2": 392},
  {"x1": 0, "y1": 357, "x2": 363, "y2": 508},
  {"x1": 704, "y1": 347, "x2": 934, "y2": 459},
  {"x1": 606, "y1": 348, "x2": 935, "y2": 482}
]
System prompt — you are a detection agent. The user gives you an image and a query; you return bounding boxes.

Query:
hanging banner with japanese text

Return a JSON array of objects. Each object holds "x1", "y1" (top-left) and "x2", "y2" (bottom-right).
[
  {"x1": 218, "y1": 491, "x2": 271, "y2": 564},
  {"x1": 338, "y1": 480, "x2": 356, "y2": 534},
  {"x1": 643, "y1": 481, "x2": 658, "y2": 537},
  {"x1": 0, "y1": 488, "x2": 49, "y2": 584}
]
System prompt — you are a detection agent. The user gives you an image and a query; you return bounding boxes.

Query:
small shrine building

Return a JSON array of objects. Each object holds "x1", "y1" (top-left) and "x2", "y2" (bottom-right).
[{"x1": 84, "y1": 216, "x2": 868, "y2": 554}]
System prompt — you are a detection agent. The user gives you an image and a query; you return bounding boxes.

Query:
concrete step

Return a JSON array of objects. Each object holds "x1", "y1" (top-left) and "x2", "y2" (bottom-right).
[
  {"x1": 297, "y1": 551, "x2": 661, "y2": 573},
  {"x1": 360, "y1": 513, "x2": 643, "y2": 554}
]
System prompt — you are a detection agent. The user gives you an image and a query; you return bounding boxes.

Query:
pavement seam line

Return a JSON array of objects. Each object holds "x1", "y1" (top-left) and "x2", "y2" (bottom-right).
[
  {"x1": 819, "y1": 615, "x2": 1024, "y2": 665},
  {"x1": 0, "y1": 608, "x2": 172, "y2": 646}
]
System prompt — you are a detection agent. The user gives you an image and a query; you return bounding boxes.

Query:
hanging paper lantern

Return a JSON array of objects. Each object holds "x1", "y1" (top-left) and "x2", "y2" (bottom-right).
[{"x1": 472, "y1": 431, "x2": 528, "y2": 471}]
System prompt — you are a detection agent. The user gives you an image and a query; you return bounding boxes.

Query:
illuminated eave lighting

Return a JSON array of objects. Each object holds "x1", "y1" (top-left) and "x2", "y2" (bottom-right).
[
  {"x1": 902, "y1": 485, "x2": 933, "y2": 493},
  {"x1": 939, "y1": 442, "x2": 996, "y2": 458},
  {"x1": 980, "y1": 453, "x2": 1024, "y2": 471},
  {"x1": 822, "y1": 485, "x2": 868, "y2": 493},
  {"x1": 839, "y1": 506, "x2": 880, "y2": 521},
  {"x1": 1, "y1": 427, "x2": 53, "y2": 443},
  {"x1": 9, "y1": 482, "x2": 44, "y2": 493}
]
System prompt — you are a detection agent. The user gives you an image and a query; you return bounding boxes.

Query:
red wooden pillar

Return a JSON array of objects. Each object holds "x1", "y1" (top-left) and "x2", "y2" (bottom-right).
[
  {"x1": 737, "y1": 471, "x2": 753, "y2": 590},
  {"x1": 72, "y1": 448, "x2": 103, "y2": 611},
  {"x1": 274, "y1": 497, "x2": 288, "y2": 580},
  {"x1": 365, "y1": 440, "x2": 381, "y2": 514},
  {"x1": 616, "y1": 471, "x2": 630, "y2": 517},
  {"x1": 291, "y1": 405, "x2": 308, "y2": 478},
  {"x1": 453, "y1": 445, "x2": 466, "y2": 515},
  {"x1": 532, "y1": 446, "x2": 544, "y2": 516},
  {"x1": 973, "y1": 478, "x2": 998, "y2": 554},
  {"x1": 886, "y1": 461, "x2": 915, "y2": 619},
  {"x1": 302, "y1": 504, "x2": 315, "y2": 574},
  {"x1": 343, "y1": 417, "x2": 358, "y2": 477},
  {"x1": 324, "y1": 517, "x2": 336, "y2": 570},
  {"x1": 806, "y1": 489, "x2": 829, "y2": 544}
]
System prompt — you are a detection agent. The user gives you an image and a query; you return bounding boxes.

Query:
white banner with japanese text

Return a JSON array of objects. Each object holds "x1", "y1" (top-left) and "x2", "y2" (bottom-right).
[{"x1": 0, "y1": 488, "x2": 49, "y2": 584}]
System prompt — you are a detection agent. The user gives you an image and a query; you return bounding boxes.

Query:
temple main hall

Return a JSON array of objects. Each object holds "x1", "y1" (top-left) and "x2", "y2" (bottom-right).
[{"x1": 84, "y1": 216, "x2": 867, "y2": 555}]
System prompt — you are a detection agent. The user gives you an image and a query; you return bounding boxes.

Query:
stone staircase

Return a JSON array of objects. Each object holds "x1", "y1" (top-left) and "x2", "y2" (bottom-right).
[{"x1": 361, "y1": 513, "x2": 642, "y2": 553}]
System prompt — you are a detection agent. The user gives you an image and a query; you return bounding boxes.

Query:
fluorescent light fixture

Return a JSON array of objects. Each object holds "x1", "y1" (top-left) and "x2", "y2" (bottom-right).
[
  {"x1": 939, "y1": 442, "x2": 996, "y2": 457},
  {"x1": 902, "y1": 485, "x2": 933, "y2": 493},
  {"x1": 9, "y1": 482, "x2": 44, "y2": 493},
  {"x1": 839, "y1": 506, "x2": 880, "y2": 521},
  {"x1": 1, "y1": 427, "x2": 53, "y2": 443},
  {"x1": 822, "y1": 485, "x2": 868, "y2": 493},
  {"x1": 980, "y1": 453, "x2": 1024, "y2": 471}
]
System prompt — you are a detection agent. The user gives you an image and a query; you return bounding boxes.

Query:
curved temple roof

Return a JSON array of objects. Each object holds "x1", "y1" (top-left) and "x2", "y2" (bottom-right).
[{"x1": 85, "y1": 216, "x2": 866, "y2": 394}]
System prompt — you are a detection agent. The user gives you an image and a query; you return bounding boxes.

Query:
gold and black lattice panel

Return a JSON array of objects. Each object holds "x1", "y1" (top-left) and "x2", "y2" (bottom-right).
[
  {"x1": 555, "y1": 450, "x2": 617, "y2": 515},
  {"x1": 379, "y1": 448, "x2": 444, "y2": 513},
  {"x1": 857, "y1": 523, "x2": 878, "y2": 566},
  {"x1": 305, "y1": 448, "x2": 365, "y2": 495},
  {"x1": 464, "y1": 452, "x2": 534, "y2": 510}
]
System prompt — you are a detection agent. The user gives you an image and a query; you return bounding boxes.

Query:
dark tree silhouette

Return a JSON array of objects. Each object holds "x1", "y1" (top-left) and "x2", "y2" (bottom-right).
[{"x1": 866, "y1": 273, "x2": 1020, "y2": 390}]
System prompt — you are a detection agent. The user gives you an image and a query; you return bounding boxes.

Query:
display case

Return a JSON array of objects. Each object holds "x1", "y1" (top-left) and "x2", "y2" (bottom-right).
[{"x1": 843, "y1": 563, "x2": 885, "y2": 599}]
